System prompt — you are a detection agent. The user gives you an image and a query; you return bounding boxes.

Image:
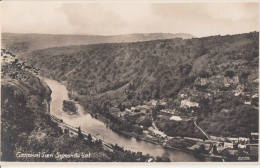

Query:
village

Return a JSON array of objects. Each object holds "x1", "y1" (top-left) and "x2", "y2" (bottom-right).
[{"x1": 107, "y1": 93, "x2": 259, "y2": 161}]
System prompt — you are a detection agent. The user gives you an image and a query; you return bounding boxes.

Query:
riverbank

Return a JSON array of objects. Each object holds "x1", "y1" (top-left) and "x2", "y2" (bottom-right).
[
  {"x1": 44, "y1": 78, "x2": 199, "y2": 161},
  {"x1": 40, "y1": 77, "x2": 200, "y2": 154},
  {"x1": 80, "y1": 103, "x2": 203, "y2": 160}
]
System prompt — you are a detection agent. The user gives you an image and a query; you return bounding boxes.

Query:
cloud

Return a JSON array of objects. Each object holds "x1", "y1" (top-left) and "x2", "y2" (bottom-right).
[
  {"x1": 59, "y1": 3, "x2": 127, "y2": 35},
  {"x1": 151, "y1": 3, "x2": 259, "y2": 36},
  {"x1": 1, "y1": 2, "x2": 72, "y2": 34},
  {"x1": 1, "y1": 2, "x2": 259, "y2": 36}
]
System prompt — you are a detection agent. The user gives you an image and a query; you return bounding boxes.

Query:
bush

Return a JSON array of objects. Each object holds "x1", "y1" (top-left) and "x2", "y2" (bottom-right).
[{"x1": 224, "y1": 70, "x2": 235, "y2": 78}]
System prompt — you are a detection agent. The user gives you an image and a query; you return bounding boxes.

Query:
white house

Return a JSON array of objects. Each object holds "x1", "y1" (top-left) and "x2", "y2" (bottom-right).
[
  {"x1": 180, "y1": 99, "x2": 199, "y2": 108},
  {"x1": 150, "y1": 100, "x2": 158, "y2": 106},
  {"x1": 238, "y1": 144, "x2": 247, "y2": 149},
  {"x1": 170, "y1": 115, "x2": 182, "y2": 121},
  {"x1": 239, "y1": 137, "x2": 249, "y2": 143},
  {"x1": 180, "y1": 94, "x2": 186, "y2": 98},
  {"x1": 227, "y1": 137, "x2": 239, "y2": 143},
  {"x1": 224, "y1": 142, "x2": 233, "y2": 149},
  {"x1": 159, "y1": 100, "x2": 167, "y2": 106},
  {"x1": 131, "y1": 107, "x2": 136, "y2": 111},
  {"x1": 252, "y1": 93, "x2": 258, "y2": 98},
  {"x1": 244, "y1": 101, "x2": 251, "y2": 105}
]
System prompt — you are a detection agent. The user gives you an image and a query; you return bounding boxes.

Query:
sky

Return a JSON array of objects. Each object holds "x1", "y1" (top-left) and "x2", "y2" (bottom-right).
[{"x1": 1, "y1": 1, "x2": 259, "y2": 37}]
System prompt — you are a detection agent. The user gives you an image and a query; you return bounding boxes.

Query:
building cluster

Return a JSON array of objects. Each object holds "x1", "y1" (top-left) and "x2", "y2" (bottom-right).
[
  {"x1": 109, "y1": 96, "x2": 258, "y2": 161},
  {"x1": 209, "y1": 132, "x2": 259, "y2": 161}
]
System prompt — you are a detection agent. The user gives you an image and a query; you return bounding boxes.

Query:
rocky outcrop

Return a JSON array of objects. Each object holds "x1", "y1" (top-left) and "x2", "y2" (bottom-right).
[{"x1": 1, "y1": 75, "x2": 52, "y2": 160}]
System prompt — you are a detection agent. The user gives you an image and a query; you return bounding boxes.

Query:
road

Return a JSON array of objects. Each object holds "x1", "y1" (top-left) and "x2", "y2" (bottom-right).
[
  {"x1": 49, "y1": 114, "x2": 114, "y2": 151},
  {"x1": 194, "y1": 120, "x2": 210, "y2": 140}
]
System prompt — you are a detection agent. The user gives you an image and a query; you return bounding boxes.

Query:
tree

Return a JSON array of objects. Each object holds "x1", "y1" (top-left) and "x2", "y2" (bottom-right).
[
  {"x1": 224, "y1": 70, "x2": 235, "y2": 78},
  {"x1": 94, "y1": 139, "x2": 102, "y2": 147},
  {"x1": 87, "y1": 133, "x2": 92, "y2": 143},
  {"x1": 199, "y1": 70, "x2": 210, "y2": 78},
  {"x1": 77, "y1": 127, "x2": 84, "y2": 139},
  {"x1": 212, "y1": 145, "x2": 218, "y2": 154},
  {"x1": 154, "y1": 87, "x2": 160, "y2": 99},
  {"x1": 118, "y1": 103, "x2": 125, "y2": 112},
  {"x1": 251, "y1": 97, "x2": 259, "y2": 106},
  {"x1": 240, "y1": 71, "x2": 250, "y2": 81},
  {"x1": 155, "y1": 155, "x2": 170, "y2": 162},
  {"x1": 198, "y1": 144, "x2": 206, "y2": 153}
]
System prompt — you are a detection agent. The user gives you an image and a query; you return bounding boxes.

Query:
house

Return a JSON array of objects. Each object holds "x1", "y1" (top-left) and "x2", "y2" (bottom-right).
[
  {"x1": 200, "y1": 78, "x2": 208, "y2": 86},
  {"x1": 250, "y1": 132, "x2": 258, "y2": 144},
  {"x1": 170, "y1": 115, "x2": 182, "y2": 121},
  {"x1": 158, "y1": 100, "x2": 167, "y2": 106},
  {"x1": 224, "y1": 76, "x2": 239, "y2": 87},
  {"x1": 180, "y1": 99, "x2": 199, "y2": 109},
  {"x1": 252, "y1": 93, "x2": 258, "y2": 98},
  {"x1": 139, "y1": 105, "x2": 151, "y2": 110},
  {"x1": 238, "y1": 144, "x2": 247, "y2": 149},
  {"x1": 253, "y1": 78, "x2": 259, "y2": 83},
  {"x1": 148, "y1": 99, "x2": 157, "y2": 106},
  {"x1": 160, "y1": 109, "x2": 175, "y2": 115},
  {"x1": 210, "y1": 136, "x2": 226, "y2": 142},
  {"x1": 234, "y1": 85, "x2": 244, "y2": 96},
  {"x1": 227, "y1": 137, "x2": 239, "y2": 143},
  {"x1": 216, "y1": 143, "x2": 225, "y2": 152},
  {"x1": 221, "y1": 109, "x2": 230, "y2": 114},
  {"x1": 195, "y1": 77, "x2": 209, "y2": 86},
  {"x1": 244, "y1": 101, "x2": 251, "y2": 105},
  {"x1": 238, "y1": 137, "x2": 249, "y2": 143},
  {"x1": 224, "y1": 142, "x2": 233, "y2": 149},
  {"x1": 224, "y1": 81, "x2": 231, "y2": 87},
  {"x1": 180, "y1": 94, "x2": 186, "y2": 98},
  {"x1": 131, "y1": 107, "x2": 136, "y2": 112}
]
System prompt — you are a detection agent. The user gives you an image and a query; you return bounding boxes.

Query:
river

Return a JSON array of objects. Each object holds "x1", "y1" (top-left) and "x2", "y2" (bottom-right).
[{"x1": 43, "y1": 78, "x2": 198, "y2": 162}]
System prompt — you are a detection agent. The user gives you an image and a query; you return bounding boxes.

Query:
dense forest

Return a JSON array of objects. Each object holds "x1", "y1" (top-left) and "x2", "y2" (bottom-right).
[
  {"x1": 1, "y1": 49, "x2": 160, "y2": 162},
  {"x1": 2, "y1": 32, "x2": 259, "y2": 138}
]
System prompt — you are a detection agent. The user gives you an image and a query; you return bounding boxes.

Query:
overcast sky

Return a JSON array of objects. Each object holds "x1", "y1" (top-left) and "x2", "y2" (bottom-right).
[{"x1": 1, "y1": 1, "x2": 259, "y2": 37}]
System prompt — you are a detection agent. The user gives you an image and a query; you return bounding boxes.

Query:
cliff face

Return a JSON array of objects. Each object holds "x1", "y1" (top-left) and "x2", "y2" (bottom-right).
[
  {"x1": 1, "y1": 58, "x2": 52, "y2": 160},
  {"x1": 3, "y1": 77, "x2": 52, "y2": 113}
]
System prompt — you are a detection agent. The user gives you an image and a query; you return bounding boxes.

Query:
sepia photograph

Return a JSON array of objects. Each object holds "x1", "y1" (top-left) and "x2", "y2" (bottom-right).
[{"x1": 0, "y1": 0, "x2": 259, "y2": 163}]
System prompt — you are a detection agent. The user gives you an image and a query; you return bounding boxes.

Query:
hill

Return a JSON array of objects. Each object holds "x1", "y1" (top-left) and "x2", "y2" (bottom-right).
[
  {"x1": 1, "y1": 49, "x2": 158, "y2": 162},
  {"x1": 4, "y1": 32, "x2": 259, "y2": 138},
  {"x1": 1, "y1": 32, "x2": 194, "y2": 54}
]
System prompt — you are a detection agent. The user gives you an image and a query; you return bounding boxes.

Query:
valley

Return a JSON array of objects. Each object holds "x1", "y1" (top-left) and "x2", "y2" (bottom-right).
[{"x1": 1, "y1": 32, "x2": 259, "y2": 162}]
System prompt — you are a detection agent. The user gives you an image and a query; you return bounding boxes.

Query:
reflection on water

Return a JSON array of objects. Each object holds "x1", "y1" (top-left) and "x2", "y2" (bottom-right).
[{"x1": 44, "y1": 78, "x2": 198, "y2": 162}]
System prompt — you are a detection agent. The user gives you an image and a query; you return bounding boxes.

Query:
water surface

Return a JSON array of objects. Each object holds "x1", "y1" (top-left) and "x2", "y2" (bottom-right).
[{"x1": 44, "y1": 78, "x2": 198, "y2": 162}]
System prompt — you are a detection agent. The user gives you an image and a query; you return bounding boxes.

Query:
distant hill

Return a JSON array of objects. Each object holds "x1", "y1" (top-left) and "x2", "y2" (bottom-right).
[{"x1": 1, "y1": 32, "x2": 194, "y2": 53}]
